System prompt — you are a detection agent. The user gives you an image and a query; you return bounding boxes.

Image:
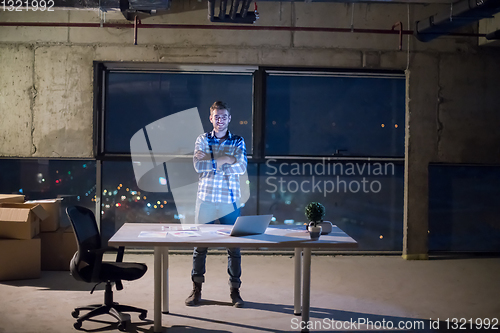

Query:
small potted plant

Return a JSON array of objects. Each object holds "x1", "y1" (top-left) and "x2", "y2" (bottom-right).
[{"x1": 305, "y1": 202, "x2": 325, "y2": 240}]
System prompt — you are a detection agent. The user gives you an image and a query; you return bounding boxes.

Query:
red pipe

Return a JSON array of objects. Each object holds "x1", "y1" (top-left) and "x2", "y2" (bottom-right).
[
  {"x1": 392, "y1": 21, "x2": 403, "y2": 51},
  {"x1": 134, "y1": 16, "x2": 141, "y2": 45},
  {"x1": 0, "y1": 21, "x2": 487, "y2": 38}
]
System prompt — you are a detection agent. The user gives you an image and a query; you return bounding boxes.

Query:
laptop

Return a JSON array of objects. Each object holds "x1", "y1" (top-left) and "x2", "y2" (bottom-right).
[{"x1": 218, "y1": 215, "x2": 273, "y2": 236}]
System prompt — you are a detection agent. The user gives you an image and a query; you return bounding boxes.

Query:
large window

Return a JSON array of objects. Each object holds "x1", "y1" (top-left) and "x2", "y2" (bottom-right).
[
  {"x1": 104, "y1": 71, "x2": 254, "y2": 154},
  {"x1": 0, "y1": 159, "x2": 96, "y2": 227},
  {"x1": 7, "y1": 65, "x2": 500, "y2": 253},
  {"x1": 265, "y1": 72, "x2": 405, "y2": 157},
  {"x1": 258, "y1": 71, "x2": 405, "y2": 251},
  {"x1": 97, "y1": 65, "x2": 406, "y2": 251},
  {"x1": 99, "y1": 160, "x2": 258, "y2": 241},
  {"x1": 429, "y1": 164, "x2": 500, "y2": 252},
  {"x1": 98, "y1": 66, "x2": 256, "y2": 240},
  {"x1": 258, "y1": 160, "x2": 404, "y2": 251}
]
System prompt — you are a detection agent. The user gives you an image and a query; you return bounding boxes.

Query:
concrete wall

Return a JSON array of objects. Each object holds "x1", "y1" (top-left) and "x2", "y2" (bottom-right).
[{"x1": 1, "y1": 2, "x2": 499, "y2": 255}]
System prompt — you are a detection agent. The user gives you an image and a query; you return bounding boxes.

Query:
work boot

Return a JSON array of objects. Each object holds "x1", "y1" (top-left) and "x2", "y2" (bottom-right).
[
  {"x1": 185, "y1": 282, "x2": 202, "y2": 306},
  {"x1": 230, "y1": 287, "x2": 244, "y2": 308}
]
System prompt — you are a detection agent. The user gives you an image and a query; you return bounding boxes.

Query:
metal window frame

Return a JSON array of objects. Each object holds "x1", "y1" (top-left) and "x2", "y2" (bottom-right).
[
  {"x1": 94, "y1": 63, "x2": 407, "y2": 251},
  {"x1": 261, "y1": 66, "x2": 406, "y2": 160}
]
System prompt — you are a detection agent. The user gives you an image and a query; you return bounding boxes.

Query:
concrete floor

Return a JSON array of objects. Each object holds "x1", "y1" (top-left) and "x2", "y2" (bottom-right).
[{"x1": 0, "y1": 253, "x2": 499, "y2": 333}]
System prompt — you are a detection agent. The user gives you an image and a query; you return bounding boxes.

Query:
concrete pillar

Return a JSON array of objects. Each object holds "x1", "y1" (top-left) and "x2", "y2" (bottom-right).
[{"x1": 403, "y1": 53, "x2": 439, "y2": 260}]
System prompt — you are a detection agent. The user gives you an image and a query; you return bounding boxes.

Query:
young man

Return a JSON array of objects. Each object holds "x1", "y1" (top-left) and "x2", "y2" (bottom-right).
[{"x1": 185, "y1": 101, "x2": 247, "y2": 307}]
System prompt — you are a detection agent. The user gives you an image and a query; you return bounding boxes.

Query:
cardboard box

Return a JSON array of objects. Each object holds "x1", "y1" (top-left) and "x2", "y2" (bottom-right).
[
  {"x1": 0, "y1": 238, "x2": 41, "y2": 281},
  {"x1": 0, "y1": 194, "x2": 25, "y2": 204},
  {"x1": 25, "y1": 199, "x2": 62, "y2": 232},
  {"x1": 0, "y1": 204, "x2": 46, "y2": 239},
  {"x1": 40, "y1": 227, "x2": 78, "y2": 271}
]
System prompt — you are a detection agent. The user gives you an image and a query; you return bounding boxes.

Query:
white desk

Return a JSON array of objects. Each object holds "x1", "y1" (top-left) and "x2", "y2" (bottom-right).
[{"x1": 108, "y1": 223, "x2": 357, "y2": 332}]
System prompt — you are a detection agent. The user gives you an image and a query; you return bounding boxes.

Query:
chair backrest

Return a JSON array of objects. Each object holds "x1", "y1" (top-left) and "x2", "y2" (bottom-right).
[{"x1": 66, "y1": 206, "x2": 102, "y2": 282}]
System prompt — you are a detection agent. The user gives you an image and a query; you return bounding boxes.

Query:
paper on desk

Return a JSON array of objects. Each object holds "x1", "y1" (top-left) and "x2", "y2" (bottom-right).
[
  {"x1": 139, "y1": 231, "x2": 168, "y2": 238},
  {"x1": 171, "y1": 231, "x2": 200, "y2": 237},
  {"x1": 216, "y1": 228, "x2": 232, "y2": 236},
  {"x1": 161, "y1": 225, "x2": 199, "y2": 231}
]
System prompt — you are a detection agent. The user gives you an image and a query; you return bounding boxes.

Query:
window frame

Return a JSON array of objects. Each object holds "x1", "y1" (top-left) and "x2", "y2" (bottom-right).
[{"x1": 93, "y1": 63, "x2": 406, "y2": 251}]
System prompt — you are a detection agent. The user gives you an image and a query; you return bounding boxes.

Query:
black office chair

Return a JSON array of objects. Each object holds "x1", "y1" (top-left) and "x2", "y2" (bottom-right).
[{"x1": 66, "y1": 206, "x2": 148, "y2": 331}]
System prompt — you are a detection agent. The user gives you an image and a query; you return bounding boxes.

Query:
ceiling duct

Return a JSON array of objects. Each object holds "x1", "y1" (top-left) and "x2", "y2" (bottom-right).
[
  {"x1": 208, "y1": 0, "x2": 258, "y2": 23},
  {"x1": 415, "y1": 0, "x2": 500, "y2": 42},
  {"x1": 119, "y1": 0, "x2": 171, "y2": 20}
]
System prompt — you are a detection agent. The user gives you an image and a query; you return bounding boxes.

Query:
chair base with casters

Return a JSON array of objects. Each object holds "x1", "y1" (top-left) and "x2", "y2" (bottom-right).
[
  {"x1": 71, "y1": 282, "x2": 147, "y2": 331},
  {"x1": 66, "y1": 205, "x2": 148, "y2": 332}
]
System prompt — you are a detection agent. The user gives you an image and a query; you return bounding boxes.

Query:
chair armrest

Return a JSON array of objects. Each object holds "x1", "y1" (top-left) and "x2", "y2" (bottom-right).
[
  {"x1": 89, "y1": 246, "x2": 119, "y2": 254},
  {"x1": 88, "y1": 246, "x2": 124, "y2": 281},
  {"x1": 99, "y1": 245, "x2": 125, "y2": 262},
  {"x1": 89, "y1": 246, "x2": 124, "y2": 261}
]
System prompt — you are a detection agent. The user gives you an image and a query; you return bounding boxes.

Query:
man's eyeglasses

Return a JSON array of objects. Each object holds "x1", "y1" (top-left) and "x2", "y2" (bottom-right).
[{"x1": 214, "y1": 116, "x2": 228, "y2": 121}]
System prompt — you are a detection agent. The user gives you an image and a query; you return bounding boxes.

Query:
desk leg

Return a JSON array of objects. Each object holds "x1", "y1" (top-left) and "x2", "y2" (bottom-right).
[
  {"x1": 154, "y1": 246, "x2": 162, "y2": 333},
  {"x1": 162, "y1": 247, "x2": 169, "y2": 314},
  {"x1": 301, "y1": 247, "x2": 312, "y2": 333},
  {"x1": 294, "y1": 248, "x2": 302, "y2": 316}
]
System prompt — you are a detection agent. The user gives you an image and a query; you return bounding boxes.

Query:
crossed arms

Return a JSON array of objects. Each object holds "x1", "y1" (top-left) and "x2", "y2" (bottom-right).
[{"x1": 193, "y1": 135, "x2": 247, "y2": 175}]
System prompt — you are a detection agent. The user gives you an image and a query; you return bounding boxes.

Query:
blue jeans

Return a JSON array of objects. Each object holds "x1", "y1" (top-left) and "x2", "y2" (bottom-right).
[{"x1": 192, "y1": 199, "x2": 241, "y2": 288}]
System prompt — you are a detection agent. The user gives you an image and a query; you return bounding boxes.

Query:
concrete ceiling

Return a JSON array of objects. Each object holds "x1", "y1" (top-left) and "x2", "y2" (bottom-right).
[
  {"x1": 51, "y1": 0, "x2": 455, "y2": 10},
  {"x1": 37, "y1": 0, "x2": 500, "y2": 45}
]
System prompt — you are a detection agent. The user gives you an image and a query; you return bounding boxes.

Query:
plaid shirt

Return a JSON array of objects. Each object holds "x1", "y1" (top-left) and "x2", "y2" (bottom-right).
[{"x1": 194, "y1": 130, "x2": 247, "y2": 203}]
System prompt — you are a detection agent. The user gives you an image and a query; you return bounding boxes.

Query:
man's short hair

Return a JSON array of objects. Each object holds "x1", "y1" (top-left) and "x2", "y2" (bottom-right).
[{"x1": 210, "y1": 101, "x2": 230, "y2": 114}]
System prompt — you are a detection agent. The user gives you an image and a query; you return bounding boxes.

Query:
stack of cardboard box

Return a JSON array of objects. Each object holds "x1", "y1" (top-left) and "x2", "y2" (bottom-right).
[
  {"x1": 31, "y1": 199, "x2": 78, "y2": 271},
  {"x1": 0, "y1": 194, "x2": 43, "y2": 281},
  {"x1": 0, "y1": 195, "x2": 78, "y2": 281}
]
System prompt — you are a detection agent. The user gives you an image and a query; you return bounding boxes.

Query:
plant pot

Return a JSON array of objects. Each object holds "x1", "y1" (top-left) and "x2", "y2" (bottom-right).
[
  {"x1": 318, "y1": 221, "x2": 333, "y2": 234},
  {"x1": 308, "y1": 225, "x2": 322, "y2": 241}
]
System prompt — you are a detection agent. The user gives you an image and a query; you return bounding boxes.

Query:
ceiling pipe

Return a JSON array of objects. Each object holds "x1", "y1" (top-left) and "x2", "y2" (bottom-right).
[
  {"x1": 229, "y1": 0, "x2": 241, "y2": 20},
  {"x1": 208, "y1": 0, "x2": 216, "y2": 20},
  {"x1": 220, "y1": 0, "x2": 228, "y2": 19},
  {"x1": 207, "y1": 0, "x2": 257, "y2": 23},
  {"x1": 119, "y1": 0, "x2": 166, "y2": 21},
  {"x1": 415, "y1": 0, "x2": 500, "y2": 42},
  {"x1": 392, "y1": 21, "x2": 403, "y2": 50},
  {"x1": 134, "y1": 15, "x2": 141, "y2": 45},
  {"x1": 0, "y1": 21, "x2": 488, "y2": 38},
  {"x1": 241, "y1": 0, "x2": 253, "y2": 18}
]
